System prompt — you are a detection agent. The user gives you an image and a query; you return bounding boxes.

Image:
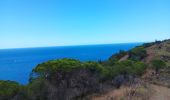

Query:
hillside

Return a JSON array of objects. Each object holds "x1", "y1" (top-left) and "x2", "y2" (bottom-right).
[
  {"x1": 91, "y1": 39, "x2": 170, "y2": 100},
  {"x1": 116, "y1": 39, "x2": 170, "y2": 87},
  {"x1": 145, "y1": 40, "x2": 170, "y2": 65},
  {"x1": 0, "y1": 39, "x2": 170, "y2": 100},
  {"x1": 144, "y1": 40, "x2": 170, "y2": 87}
]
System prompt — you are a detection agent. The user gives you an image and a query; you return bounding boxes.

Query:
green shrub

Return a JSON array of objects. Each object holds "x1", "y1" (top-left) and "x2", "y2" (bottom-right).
[
  {"x1": 133, "y1": 61, "x2": 147, "y2": 75},
  {"x1": 142, "y1": 43, "x2": 154, "y2": 48},
  {"x1": 129, "y1": 47, "x2": 147, "y2": 61},
  {"x1": 108, "y1": 60, "x2": 147, "y2": 78},
  {"x1": 0, "y1": 81, "x2": 21, "y2": 100},
  {"x1": 151, "y1": 59, "x2": 166, "y2": 73},
  {"x1": 108, "y1": 50, "x2": 127, "y2": 65},
  {"x1": 83, "y1": 61, "x2": 109, "y2": 77},
  {"x1": 0, "y1": 58, "x2": 148, "y2": 100},
  {"x1": 30, "y1": 58, "x2": 82, "y2": 80},
  {"x1": 30, "y1": 58, "x2": 110, "y2": 81}
]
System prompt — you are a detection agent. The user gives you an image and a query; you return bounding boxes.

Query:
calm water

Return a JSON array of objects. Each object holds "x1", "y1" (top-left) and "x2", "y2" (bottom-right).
[{"x1": 0, "y1": 43, "x2": 141, "y2": 84}]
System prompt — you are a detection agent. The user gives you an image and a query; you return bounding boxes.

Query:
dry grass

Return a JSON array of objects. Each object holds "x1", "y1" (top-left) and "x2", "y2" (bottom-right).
[
  {"x1": 91, "y1": 40, "x2": 170, "y2": 100},
  {"x1": 123, "y1": 81, "x2": 151, "y2": 100},
  {"x1": 91, "y1": 80, "x2": 151, "y2": 100}
]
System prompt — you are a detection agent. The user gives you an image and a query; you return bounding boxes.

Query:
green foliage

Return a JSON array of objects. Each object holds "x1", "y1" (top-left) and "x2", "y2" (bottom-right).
[
  {"x1": 30, "y1": 58, "x2": 82, "y2": 80},
  {"x1": 107, "y1": 60, "x2": 147, "y2": 78},
  {"x1": 83, "y1": 61, "x2": 109, "y2": 77},
  {"x1": 10, "y1": 79, "x2": 49, "y2": 100},
  {"x1": 108, "y1": 50, "x2": 127, "y2": 65},
  {"x1": 151, "y1": 59, "x2": 166, "y2": 73},
  {"x1": 129, "y1": 46, "x2": 147, "y2": 61},
  {"x1": 0, "y1": 80, "x2": 21, "y2": 100},
  {"x1": 133, "y1": 61, "x2": 147, "y2": 75},
  {"x1": 26, "y1": 79, "x2": 48, "y2": 100},
  {"x1": 30, "y1": 57, "x2": 148, "y2": 83},
  {"x1": 0, "y1": 49, "x2": 149, "y2": 99},
  {"x1": 30, "y1": 58, "x2": 110, "y2": 81},
  {"x1": 34, "y1": 58, "x2": 81, "y2": 72},
  {"x1": 142, "y1": 42, "x2": 155, "y2": 48}
]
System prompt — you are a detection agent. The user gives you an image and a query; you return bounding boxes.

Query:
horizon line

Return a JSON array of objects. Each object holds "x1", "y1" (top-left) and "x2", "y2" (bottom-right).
[{"x1": 0, "y1": 41, "x2": 148, "y2": 50}]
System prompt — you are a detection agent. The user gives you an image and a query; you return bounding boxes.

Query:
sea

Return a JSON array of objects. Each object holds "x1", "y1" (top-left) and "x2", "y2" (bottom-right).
[{"x1": 0, "y1": 43, "x2": 142, "y2": 84}]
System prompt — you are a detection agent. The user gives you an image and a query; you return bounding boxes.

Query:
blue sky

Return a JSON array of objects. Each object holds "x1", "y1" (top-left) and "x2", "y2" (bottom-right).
[{"x1": 0, "y1": 0, "x2": 170, "y2": 49}]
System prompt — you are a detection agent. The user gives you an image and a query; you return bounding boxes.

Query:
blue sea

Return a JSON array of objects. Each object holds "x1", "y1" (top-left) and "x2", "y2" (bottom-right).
[{"x1": 0, "y1": 43, "x2": 142, "y2": 84}]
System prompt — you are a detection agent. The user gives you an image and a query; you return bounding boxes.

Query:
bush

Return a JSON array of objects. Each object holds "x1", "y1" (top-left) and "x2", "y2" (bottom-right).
[
  {"x1": 83, "y1": 61, "x2": 109, "y2": 77},
  {"x1": 0, "y1": 81, "x2": 21, "y2": 100},
  {"x1": 129, "y1": 47, "x2": 147, "y2": 61},
  {"x1": 0, "y1": 57, "x2": 148, "y2": 100},
  {"x1": 108, "y1": 60, "x2": 146, "y2": 88},
  {"x1": 108, "y1": 60, "x2": 147, "y2": 78},
  {"x1": 108, "y1": 50, "x2": 127, "y2": 65},
  {"x1": 151, "y1": 59, "x2": 166, "y2": 73},
  {"x1": 30, "y1": 58, "x2": 109, "y2": 81},
  {"x1": 142, "y1": 42, "x2": 154, "y2": 48},
  {"x1": 30, "y1": 58, "x2": 82, "y2": 81}
]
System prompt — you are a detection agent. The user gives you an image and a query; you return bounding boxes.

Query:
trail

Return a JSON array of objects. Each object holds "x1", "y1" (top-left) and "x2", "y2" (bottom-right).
[
  {"x1": 150, "y1": 84, "x2": 170, "y2": 100},
  {"x1": 91, "y1": 86, "x2": 126, "y2": 100},
  {"x1": 91, "y1": 84, "x2": 170, "y2": 100}
]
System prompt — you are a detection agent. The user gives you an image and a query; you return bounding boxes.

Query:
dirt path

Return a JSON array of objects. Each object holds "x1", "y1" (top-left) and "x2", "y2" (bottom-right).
[
  {"x1": 150, "y1": 84, "x2": 170, "y2": 100},
  {"x1": 91, "y1": 86, "x2": 127, "y2": 100},
  {"x1": 91, "y1": 84, "x2": 170, "y2": 100}
]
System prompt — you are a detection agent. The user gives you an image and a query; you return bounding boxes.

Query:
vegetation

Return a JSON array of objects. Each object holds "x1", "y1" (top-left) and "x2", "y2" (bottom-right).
[
  {"x1": 30, "y1": 59, "x2": 108, "y2": 81},
  {"x1": 1, "y1": 39, "x2": 170, "y2": 100},
  {"x1": 151, "y1": 59, "x2": 166, "y2": 73},
  {"x1": 129, "y1": 46, "x2": 147, "y2": 61},
  {"x1": 0, "y1": 81, "x2": 21, "y2": 100},
  {"x1": 142, "y1": 40, "x2": 162, "y2": 48},
  {"x1": 108, "y1": 50, "x2": 127, "y2": 65},
  {"x1": 0, "y1": 57, "x2": 148, "y2": 99},
  {"x1": 32, "y1": 58, "x2": 146, "y2": 79},
  {"x1": 106, "y1": 60, "x2": 146, "y2": 78},
  {"x1": 142, "y1": 42, "x2": 155, "y2": 48},
  {"x1": 30, "y1": 59, "x2": 82, "y2": 80}
]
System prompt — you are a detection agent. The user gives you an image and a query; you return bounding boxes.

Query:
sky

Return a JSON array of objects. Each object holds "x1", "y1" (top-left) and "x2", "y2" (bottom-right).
[{"x1": 0, "y1": 0, "x2": 170, "y2": 49}]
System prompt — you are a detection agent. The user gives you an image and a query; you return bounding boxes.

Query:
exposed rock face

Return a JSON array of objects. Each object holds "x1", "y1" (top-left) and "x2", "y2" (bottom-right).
[{"x1": 46, "y1": 68, "x2": 103, "y2": 100}]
